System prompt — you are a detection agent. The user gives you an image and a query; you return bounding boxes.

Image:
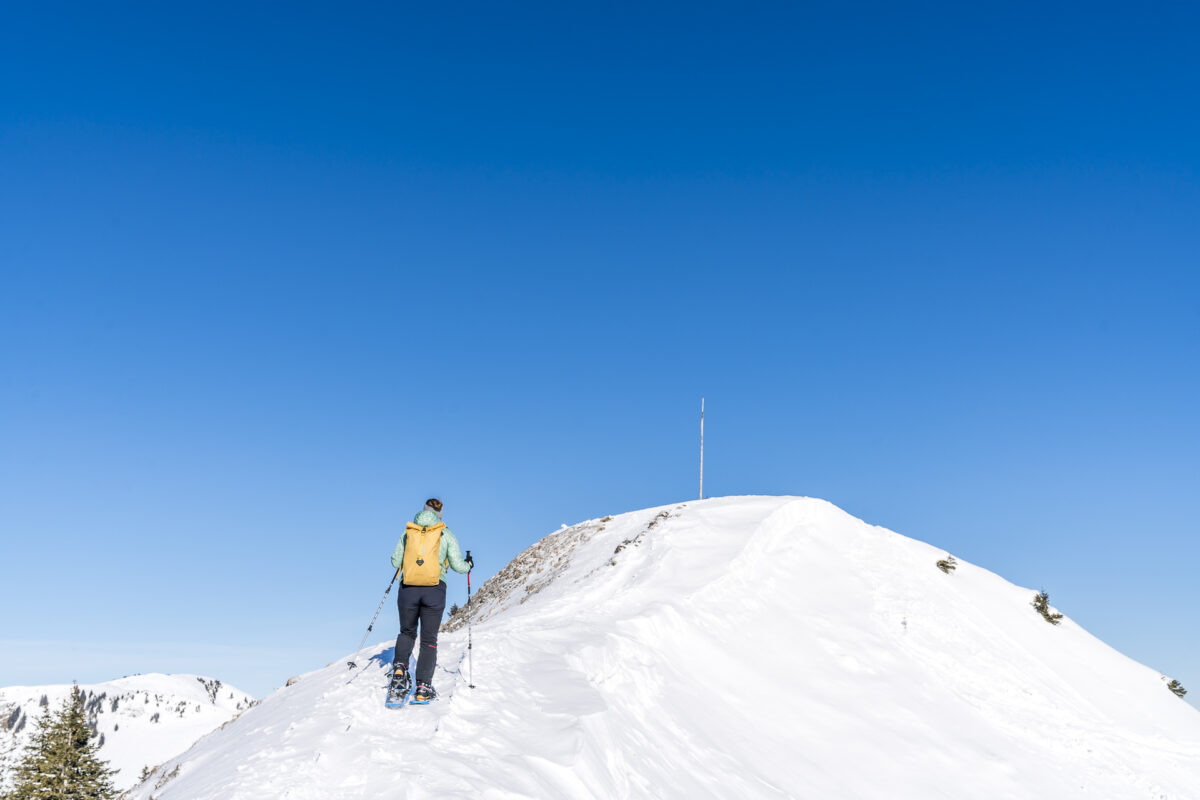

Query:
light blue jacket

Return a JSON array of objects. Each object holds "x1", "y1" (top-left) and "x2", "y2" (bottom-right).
[{"x1": 390, "y1": 509, "x2": 471, "y2": 583}]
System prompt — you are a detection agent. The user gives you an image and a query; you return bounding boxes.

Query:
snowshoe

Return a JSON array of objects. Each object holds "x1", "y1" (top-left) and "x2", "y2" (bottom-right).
[
  {"x1": 410, "y1": 682, "x2": 438, "y2": 705},
  {"x1": 385, "y1": 663, "x2": 411, "y2": 708}
]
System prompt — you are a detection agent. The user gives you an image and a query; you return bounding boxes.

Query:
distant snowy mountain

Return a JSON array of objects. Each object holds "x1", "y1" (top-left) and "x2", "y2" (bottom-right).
[
  {"x1": 122, "y1": 497, "x2": 1199, "y2": 799},
  {"x1": 0, "y1": 673, "x2": 255, "y2": 792}
]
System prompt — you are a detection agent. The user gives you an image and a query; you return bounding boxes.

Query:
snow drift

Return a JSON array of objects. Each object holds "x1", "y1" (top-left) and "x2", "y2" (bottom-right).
[
  {"x1": 0, "y1": 673, "x2": 255, "y2": 793},
  {"x1": 122, "y1": 496, "x2": 1199, "y2": 799}
]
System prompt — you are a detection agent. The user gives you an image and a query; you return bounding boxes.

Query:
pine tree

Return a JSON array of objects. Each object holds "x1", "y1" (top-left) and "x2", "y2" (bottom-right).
[
  {"x1": 449, "y1": 603, "x2": 460, "y2": 616},
  {"x1": 1168, "y1": 679, "x2": 1187, "y2": 698},
  {"x1": 5, "y1": 685, "x2": 117, "y2": 800},
  {"x1": 1032, "y1": 591, "x2": 1064, "y2": 625}
]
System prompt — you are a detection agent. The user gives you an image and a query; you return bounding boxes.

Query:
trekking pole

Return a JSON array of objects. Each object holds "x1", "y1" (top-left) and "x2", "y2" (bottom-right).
[
  {"x1": 466, "y1": 551, "x2": 475, "y2": 689},
  {"x1": 347, "y1": 567, "x2": 400, "y2": 669}
]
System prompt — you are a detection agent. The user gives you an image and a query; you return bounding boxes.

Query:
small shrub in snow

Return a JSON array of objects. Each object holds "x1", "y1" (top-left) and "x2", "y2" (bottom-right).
[
  {"x1": 936, "y1": 556, "x2": 958, "y2": 574},
  {"x1": 154, "y1": 763, "x2": 181, "y2": 789},
  {"x1": 612, "y1": 512, "x2": 669, "y2": 562},
  {"x1": 1032, "y1": 591, "x2": 1063, "y2": 625},
  {"x1": 646, "y1": 510, "x2": 670, "y2": 530},
  {"x1": 1168, "y1": 680, "x2": 1187, "y2": 698}
]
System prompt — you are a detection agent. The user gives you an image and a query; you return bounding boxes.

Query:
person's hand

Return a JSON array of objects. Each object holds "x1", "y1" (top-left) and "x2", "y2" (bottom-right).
[{"x1": 466, "y1": 554, "x2": 475, "y2": 569}]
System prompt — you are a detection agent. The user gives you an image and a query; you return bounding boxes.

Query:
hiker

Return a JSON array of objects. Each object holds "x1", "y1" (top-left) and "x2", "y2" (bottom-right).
[{"x1": 387, "y1": 498, "x2": 472, "y2": 704}]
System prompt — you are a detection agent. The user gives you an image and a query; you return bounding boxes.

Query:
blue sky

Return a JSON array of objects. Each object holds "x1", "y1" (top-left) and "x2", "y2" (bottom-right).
[{"x1": 1, "y1": 2, "x2": 1197, "y2": 700}]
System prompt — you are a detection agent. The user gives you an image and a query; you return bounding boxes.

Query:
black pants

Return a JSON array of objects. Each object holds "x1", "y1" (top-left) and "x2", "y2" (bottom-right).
[{"x1": 394, "y1": 581, "x2": 446, "y2": 686}]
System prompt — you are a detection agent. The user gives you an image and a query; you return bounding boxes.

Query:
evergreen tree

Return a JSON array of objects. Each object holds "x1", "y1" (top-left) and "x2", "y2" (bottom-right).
[
  {"x1": 1032, "y1": 591, "x2": 1064, "y2": 625},
  {"x1": 1168, "y1": 679, "x2": 1187, "y2": 698},
  {"x1": 5, "y1": 685, "x2": 117, "y2": 800},
  {"x1": 936, "y1": 555, "x2": 958, "y2": 574},
  {"x1": 449, "y1": 603, "x2": 460, "y2": 616}
]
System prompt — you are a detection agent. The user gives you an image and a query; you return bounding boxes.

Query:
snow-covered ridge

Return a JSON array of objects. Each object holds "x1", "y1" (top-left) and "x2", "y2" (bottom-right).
[
  {"x1": 0, "y1": 673, "x2": 255, "y2": 793},
  {"x1": 122, "y1": 496, "x2": 1200, "y2": 799},
  {"x1": 440, "y1": 504, "x2": 673, "y2": 632}
]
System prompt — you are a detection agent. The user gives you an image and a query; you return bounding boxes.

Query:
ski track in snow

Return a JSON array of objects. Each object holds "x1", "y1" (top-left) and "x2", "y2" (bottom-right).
[{"x1": 118, "y1": 496, "x2": 1200, "y2": 800}]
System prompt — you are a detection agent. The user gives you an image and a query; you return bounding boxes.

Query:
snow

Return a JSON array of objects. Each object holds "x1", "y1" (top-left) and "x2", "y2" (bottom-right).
[
  {"x1": 109, "y1": 496, "x2": 1198, "y2": 799},
  {"x1": 0, "y1": 673, "x2": 255, "y2": 792}
]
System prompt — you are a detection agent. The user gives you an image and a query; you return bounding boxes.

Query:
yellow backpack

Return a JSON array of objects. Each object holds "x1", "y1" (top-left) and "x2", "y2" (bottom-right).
[{"x1": 402, "y1": 521, "x2": 447, "y2": 586}]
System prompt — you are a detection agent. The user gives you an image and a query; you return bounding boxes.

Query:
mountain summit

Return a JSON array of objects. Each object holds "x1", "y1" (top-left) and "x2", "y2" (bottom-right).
[{"x1": 122, "y1": 496, "x2": 1200, "y2": 799}]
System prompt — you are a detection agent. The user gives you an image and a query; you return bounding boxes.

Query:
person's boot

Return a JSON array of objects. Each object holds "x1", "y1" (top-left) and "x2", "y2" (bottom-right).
[
  {"x1": 385, "y1": 663, "x2": 411, "y2": 706},
  {"x1": 412, "y1": 682, "x2": 438, "y2": 704}
]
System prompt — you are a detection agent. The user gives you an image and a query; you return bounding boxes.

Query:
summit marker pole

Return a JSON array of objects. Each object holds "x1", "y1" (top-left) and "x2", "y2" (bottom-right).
[{"x1": 699, "y1": 397, "x2": 705, "y2": 500}]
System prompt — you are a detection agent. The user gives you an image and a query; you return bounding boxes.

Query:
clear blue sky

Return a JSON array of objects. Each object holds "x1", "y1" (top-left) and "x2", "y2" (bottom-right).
[{"x1": 1, "y1": 2, "x2": 1197, "y2": 701}]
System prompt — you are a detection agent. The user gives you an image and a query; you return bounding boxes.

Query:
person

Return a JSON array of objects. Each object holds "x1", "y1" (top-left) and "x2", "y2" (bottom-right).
[{"x1": 388, "y1": 497, "x2": 472, "y2": 704}]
